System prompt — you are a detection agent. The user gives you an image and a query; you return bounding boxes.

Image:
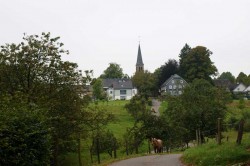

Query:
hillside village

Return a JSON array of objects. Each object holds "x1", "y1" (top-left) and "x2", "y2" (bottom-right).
[
  {"x1": 95, "y1": 44, "x2": 250, "y2": 101},
  {"x1": 1, "y1": 33, "x2": 250, "y2": 166}
]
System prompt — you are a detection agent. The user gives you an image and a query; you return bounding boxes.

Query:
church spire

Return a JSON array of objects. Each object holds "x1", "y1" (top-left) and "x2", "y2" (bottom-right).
[{"x1": 136, "y1": 44, "x2": 144, "y2": 72}]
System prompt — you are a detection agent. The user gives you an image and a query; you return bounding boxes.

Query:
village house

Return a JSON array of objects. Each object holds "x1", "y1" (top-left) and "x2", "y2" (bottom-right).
[
  {"x1": 160, "y1": 74, "x2": 188, "y2": 96},
  {"x1": 102, "y1": 78, "x2": 137, "y2": 100}
]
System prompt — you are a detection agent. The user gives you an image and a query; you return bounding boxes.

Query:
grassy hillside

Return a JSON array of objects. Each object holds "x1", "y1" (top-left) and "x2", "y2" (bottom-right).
[
  {"x1": 63, "y1": 100, "x2": 148, "y2": 166},
  {"x1": 183, "y1": 100, "x2": 250, "y2": 166}
]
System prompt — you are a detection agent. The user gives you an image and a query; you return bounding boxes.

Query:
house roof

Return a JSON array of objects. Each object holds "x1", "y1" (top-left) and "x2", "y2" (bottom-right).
[
  {"x1": 213, "y1": 79, "x2": 235, "y2": 90},
  {"x1": 136, "y1": 44, "x2": 144, "y2": 66},
  {"x1": 161, "y1": 74, "x2": 187, "y2": 88},
  {"x1": 102, "y1": 78, "x2": 134, "y2": 89},
  {"x1": 244, "y1": 86, "x2": 250, "y2": 92},
  {"x1": 232, "y1": 83, "x2": 247, "y2": 92}
]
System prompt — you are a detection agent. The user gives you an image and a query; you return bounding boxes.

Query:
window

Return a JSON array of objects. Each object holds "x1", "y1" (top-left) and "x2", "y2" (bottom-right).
[
  {"x1": 172, "y1": 80, "x2": 175, "y2": 83},
  {"x1": 179, "y1": 85, "x2": 182, "y2": 89},
  {"x1": 120, "y1": 90, "x2": 126, "y2": 95},
  {"x1": 180, "y1": 80, "x2": 183, "y2": 83},
  {"x1": 179, "y1": 91, "x2": 182, "y2": 95},
  {"x1": 110, "y1": 91, "x2": 113, "y2": 94},
  {"x1": 173, "y1": 85, "x2": 176, "y2": 89},
  {"x1": 169, "y1": 85, "x2": 172, "y2": 89}
]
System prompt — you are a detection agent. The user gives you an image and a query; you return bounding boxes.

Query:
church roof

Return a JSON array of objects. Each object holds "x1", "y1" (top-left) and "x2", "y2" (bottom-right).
[{"x1": 136, "y1": 44, "x2": 144, "y2": 66}]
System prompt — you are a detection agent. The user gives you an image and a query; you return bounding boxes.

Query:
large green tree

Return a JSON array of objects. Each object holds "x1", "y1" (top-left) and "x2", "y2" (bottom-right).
[
  {"x1": 218, "y1": 71, "x2": 236, "y2": 83},
  {"x1": 154, "y1": 59, "x2": 179, "y2": 88},
  {"x1": 132, "y1": 70, "x2": 156, "y2": 97},
  {"x1": 179, "y1": 43, "x2": 191, "y2": 77},
  {"x1": 164, "y1": 79, "x2": 230, "y2": 144},
  {"x1": 179, "y1": 46, "x2": 217, "y2": 83},
  {"x1": 0, "y1": 32, "x2": 88, "y2": 165},
  {"x1": 100, "y1": 63, "x2": 125, "y2": 79}
]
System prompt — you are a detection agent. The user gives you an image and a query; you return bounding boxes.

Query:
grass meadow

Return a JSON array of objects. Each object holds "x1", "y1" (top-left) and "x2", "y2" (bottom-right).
[{"x1": 63, "y1": 100, "x2": 149, "y2": 166}]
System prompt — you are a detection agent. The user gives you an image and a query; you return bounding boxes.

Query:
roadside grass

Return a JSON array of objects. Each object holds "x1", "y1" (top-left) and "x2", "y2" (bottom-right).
[
  {"x1": 183, "y1": 132, "x2": 250, "y2": 166},
  {"x1": 183, "y1": 100, "x2": 250, "y2": 166},
  {"x1": 159, "y1": 100, "x2": 168, "y2": 115}
]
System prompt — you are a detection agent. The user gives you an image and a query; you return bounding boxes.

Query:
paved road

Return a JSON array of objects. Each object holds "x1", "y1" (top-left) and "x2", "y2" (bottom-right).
[
  {"x1": 109, "y1": 154, "x2": 184, "y2": 166},
  {"x1": 151, "y1": 99, "x2": 161, "y2": 116}
]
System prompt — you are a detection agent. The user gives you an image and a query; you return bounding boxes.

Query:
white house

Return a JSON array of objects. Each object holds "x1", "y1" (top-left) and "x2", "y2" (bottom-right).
[
  {"x1": 244, "y1": 85, "x2": 250, "y2": 93},
  {"x1": 102, "y1": 79, "x2": 137, "y2": 100},
  {"x1": 232, "y1": 83, "x2": 247, "y2": 93},
  {"x1": 160, "y1": 74, "x2": 188, "y2": 96}
]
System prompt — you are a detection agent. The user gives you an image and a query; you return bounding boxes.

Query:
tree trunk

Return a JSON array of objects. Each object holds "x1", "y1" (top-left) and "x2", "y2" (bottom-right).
[
  {"x1": 77, "y1": 135, "x2": 82, "y2": 166},
  {"x1": 96, "y1": 137, "x2": 101, "y2": 164},
  {"x1": 125, "y1": 140, "x2": 128, "y2": 156},
  {"x1": 52, "y1": 137, "x2": 59, "y2": 166},
  {"x1": 236, "y1": 120, "x2": 244, "y2": 145}
]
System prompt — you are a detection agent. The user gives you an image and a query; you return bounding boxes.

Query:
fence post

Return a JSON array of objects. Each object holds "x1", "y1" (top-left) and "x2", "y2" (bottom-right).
[{"x1": 218, "y1": 118, "x2": 221, "y2": 145}]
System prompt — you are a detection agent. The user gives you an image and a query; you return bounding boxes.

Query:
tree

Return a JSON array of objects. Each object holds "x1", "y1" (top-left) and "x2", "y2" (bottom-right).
[
  {"x1": 164, "y1": 79, "x2": 230, "y2": 144},
  {"x1": 0, "y1": 102, "x2": 50, "y2": 165},
  {"x1": 179, "y1": 43, "x2": 191, "y2": 78},
  {"x1": 92, "y1": 78, "x2": 106, "y2": 100},
  {"x1": 218, "y1": 72, "x2": 236, "y2": 83},
  {"x1": 132, "y1": 70, "x2": 156, "y2": 98},
  {"x1": 179, "y1": 46, "x2": 217, "y2": 83},
  {"x1": 100, "y1": 63, "x2": 124, "y2": 79},
  {"x1": 0, "y1": 32, "x2": 88, "y2": 165},
  {"x1": 86, "y1": 105, "x2": 115, "y2": 164},
  {"x1": 236, "y1": 72, "x2": 250, "y2": 86},
  {"x1": 154, "y1": 59, "x2": 179, "y2": 89}
]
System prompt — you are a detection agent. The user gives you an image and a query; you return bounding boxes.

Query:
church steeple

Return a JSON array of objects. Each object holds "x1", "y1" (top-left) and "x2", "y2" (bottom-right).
[{"x1": 136, "y1": 44, "x2": 144, "y2": 72}]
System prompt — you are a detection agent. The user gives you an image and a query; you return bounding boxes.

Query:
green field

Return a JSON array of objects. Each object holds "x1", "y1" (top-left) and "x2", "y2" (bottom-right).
[{"x1": 63, "y1": 100, "x2": 148, "y2": 166}]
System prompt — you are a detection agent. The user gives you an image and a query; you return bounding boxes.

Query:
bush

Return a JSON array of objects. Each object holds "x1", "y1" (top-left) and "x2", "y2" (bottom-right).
[{"x1": 0, "y1": 109, "x2": 51, "y2": 166}]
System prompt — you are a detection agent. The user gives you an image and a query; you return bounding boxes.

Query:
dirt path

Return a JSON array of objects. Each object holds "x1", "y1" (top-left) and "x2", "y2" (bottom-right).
[
  {"x1": 151, "y1": 99, "x2": 161, "y2": 116},
  {"x1": 108, "y1": 154, "x2": 184, "y2": 166}
]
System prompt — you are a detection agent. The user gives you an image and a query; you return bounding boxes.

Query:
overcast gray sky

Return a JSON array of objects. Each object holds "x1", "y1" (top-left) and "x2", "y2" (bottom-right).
[{"x1": 1, "y1": 0, "x2": 250, "y2": 78}]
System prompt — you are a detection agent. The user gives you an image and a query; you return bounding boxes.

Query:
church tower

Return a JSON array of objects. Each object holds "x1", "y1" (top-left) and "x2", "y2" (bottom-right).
[{"x1": 136, "y1": 44, "x2": 144, "y2": 72}]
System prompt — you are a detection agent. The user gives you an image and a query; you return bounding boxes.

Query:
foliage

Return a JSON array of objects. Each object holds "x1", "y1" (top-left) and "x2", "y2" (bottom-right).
[
  {"x1": 164, "y1": 79, "x2": 230, "y2": 144},
  {"x1": 218, "y1": 71, "x2": 236, "y2": 83},
  {"x1": 0, "y1": 32, "x2": 89, "y2": 165},
  {"x1": 123, "y1": 125, "x2": 144, "y2": 155},
  {"x1": 132, "y1": 70, "x2": 156, "y2": 97},
  {"x1": 92, "y1": 130, "x2": 118, "y2": 157},
  {"x1": 92, "y1": 78, "x2": 106, "y2": 100},
  {"x1": 236, "y1": 72, "x2": 250, "y2": 86},
  {"x1": 154, "y1": 59, "x2": 179, "y2": 90},
  {"x1": 178, "y1": 46, "x2": 217, "y2": 83},
  {"x1": 86, "y1": 104, "x2": 115, "y2": 163},
  {"x1": 100, "y1": 63, "x2": 125, "y2": 79},
  {"x1": 125, "y1": 95, "x2": 148, "y2": 122},
  {"x1": 0, "y1": 107, "x2": 50, "y2": 166},
  {"x1": 179, "y1": 43, "x2": 191, "y2": 78}
]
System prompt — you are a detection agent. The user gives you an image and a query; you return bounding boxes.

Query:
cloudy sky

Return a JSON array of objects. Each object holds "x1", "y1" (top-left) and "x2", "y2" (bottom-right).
[{"x1": 1, "y1": 0, "x2": 250, "y2": 78}]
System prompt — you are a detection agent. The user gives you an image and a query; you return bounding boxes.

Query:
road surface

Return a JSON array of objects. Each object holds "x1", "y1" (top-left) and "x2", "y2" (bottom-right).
[
  {"x1": 151, "y1": 99, "x2": 161, "y2": 116},
  {"x1": 108, "y1": 154, "x2": 184, "y2": 166}
]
